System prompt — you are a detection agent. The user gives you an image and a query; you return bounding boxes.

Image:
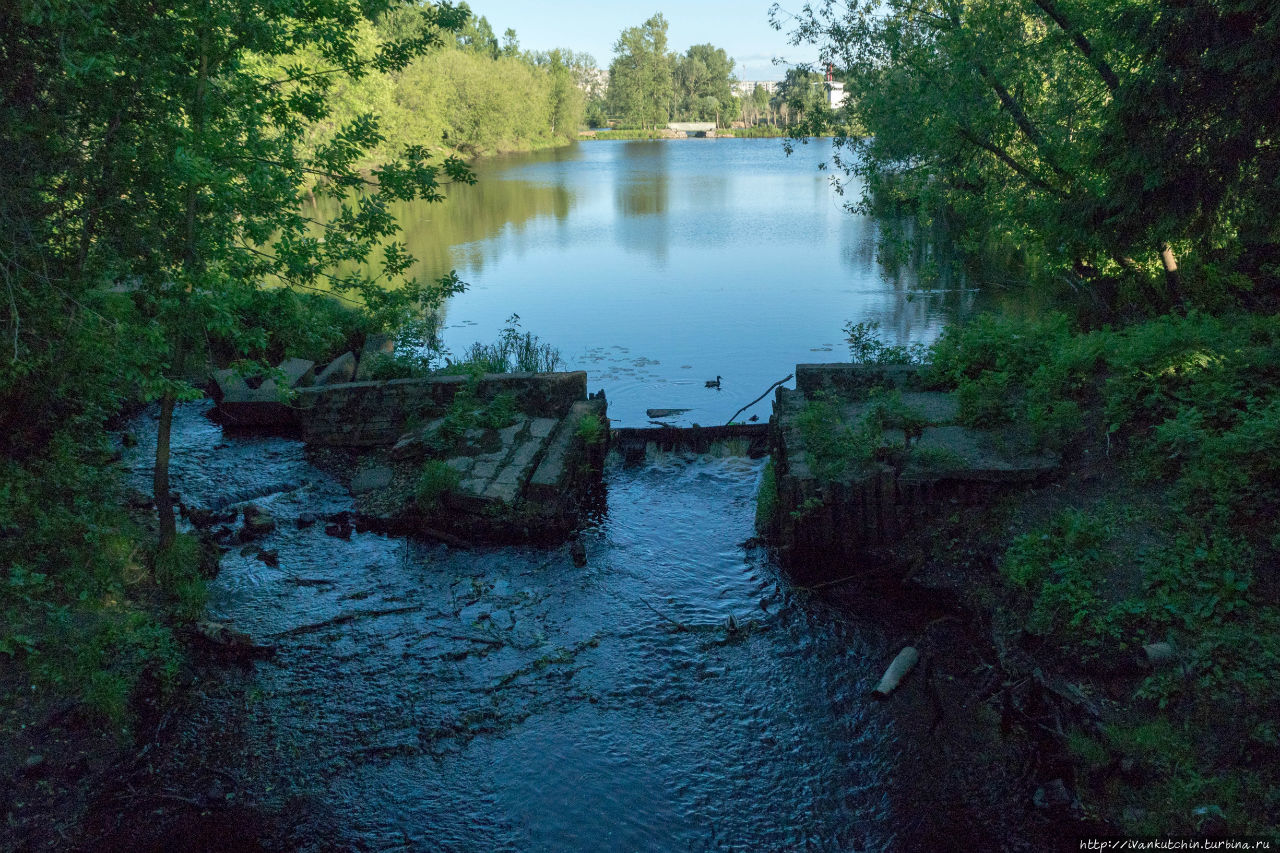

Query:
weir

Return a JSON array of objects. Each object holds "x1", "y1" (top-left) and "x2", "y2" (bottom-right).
[{"x1": 210, "y1": 340, "x2": 1059, "y2": 567}]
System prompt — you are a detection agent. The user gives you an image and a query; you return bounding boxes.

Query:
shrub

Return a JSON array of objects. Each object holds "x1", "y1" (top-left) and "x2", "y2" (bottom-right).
[
  {"x1": 576, "y1": 412, "x2": 604, "y2": 446},
  {"x1": 415, "y1": 460, "x2": 461, "y2": 510}
]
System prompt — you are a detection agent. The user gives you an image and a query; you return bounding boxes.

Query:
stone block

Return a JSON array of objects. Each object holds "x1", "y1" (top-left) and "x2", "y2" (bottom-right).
[
  {"x1": 796, "y1": 363, "x2": 923, "y2": 399},
  {"x1": 482, "y1": 478, "x2": 521, "y2": 505},
  {"x1": 529, "y1": 418, "x2": 558, "y2": 439},
  {"x1": 350, "y1": 465, "x2": 394, "y2": 494},
  {"x1": 316, "y1": 352, "x2": 356, "y2": 386},
  {"x1": 355, "y1": 334, "x2": 396, "y2": 381}
]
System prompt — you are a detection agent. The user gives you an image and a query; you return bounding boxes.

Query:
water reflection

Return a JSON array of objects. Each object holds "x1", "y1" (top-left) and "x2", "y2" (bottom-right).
[{"x1": 313, "y1": 139, "x2": 994, "y2": 426}]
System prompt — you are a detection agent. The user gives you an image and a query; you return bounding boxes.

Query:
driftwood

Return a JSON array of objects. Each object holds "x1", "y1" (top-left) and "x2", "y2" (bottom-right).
[
  {"x1": 873, "y1": 646, "x2": 919, "y2": 697},
  {"x1": 725, "y1": 373, "x2": 793, "y2": 426}
]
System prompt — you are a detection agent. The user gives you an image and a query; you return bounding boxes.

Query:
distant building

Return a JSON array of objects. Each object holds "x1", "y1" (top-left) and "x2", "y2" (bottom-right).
[
  {"x1": 731, "y1": 80, "x2": 779, "y2": 99},
  {"x1": 825, "y1": 80, "x2": 848, "y2": 109}
]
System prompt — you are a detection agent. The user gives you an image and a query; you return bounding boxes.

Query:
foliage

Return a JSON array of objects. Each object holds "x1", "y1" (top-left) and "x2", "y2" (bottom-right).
[
  {"x1": 576, "y1": 413, "x2": 605, "y2": 446},
  {"x1": 415, "y1": 460, "x2": 460, "y2": 510},
  {"x1": 775, "y1": 0, "x2": 1280, "y2": 311},
  {"x1": 795, "y1": 396, "x2": 878, "y2": 481},
  {"x1": 608, "y1": 14, "x2": 674, "y2": 130},
  {"x1": 0, "y1": 446, "x2": 186, "y2": 728},
  {"x1": 844, "y1": 320, "x2": 928, "y2": 365}
]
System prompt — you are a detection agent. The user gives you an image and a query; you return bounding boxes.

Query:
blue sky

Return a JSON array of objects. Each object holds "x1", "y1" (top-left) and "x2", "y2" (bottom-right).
[{"x1": 463, "y1": 1, "x2": 819, "y2": 81}]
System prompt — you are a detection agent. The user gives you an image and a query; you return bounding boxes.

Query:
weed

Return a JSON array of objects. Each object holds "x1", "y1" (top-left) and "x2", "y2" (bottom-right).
[
  {"x1": 415, "y1": 460, "x2": 461, "y2": 510},
  {"x1": 576, "y1": 413, "x2": 604, "y2": 446}
]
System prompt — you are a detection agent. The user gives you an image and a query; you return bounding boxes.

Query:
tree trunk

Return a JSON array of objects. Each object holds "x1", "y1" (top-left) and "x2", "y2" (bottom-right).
[
  {"x1": 154, "y1": 390, "x2": 177, "y2": 550},
  {"x1": 1159, "y1": 242, "x2": 1187, "y2": 309}
]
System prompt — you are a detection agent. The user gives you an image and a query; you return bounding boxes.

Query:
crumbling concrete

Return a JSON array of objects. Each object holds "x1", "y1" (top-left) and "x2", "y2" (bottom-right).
[{"x1": 768, "y1": 364, "x2": 1058, "y2": 573}]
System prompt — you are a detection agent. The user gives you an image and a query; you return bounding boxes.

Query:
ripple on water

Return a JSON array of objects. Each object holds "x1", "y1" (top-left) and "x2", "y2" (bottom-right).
[{"x1": 124, "y1": 404, "x2": 898, "y2": 851}]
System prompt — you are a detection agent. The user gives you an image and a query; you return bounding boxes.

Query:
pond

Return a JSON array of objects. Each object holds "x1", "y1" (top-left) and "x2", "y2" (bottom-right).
[{"x1": 327, "y1": 138, "x2": 983, "y2": 426}]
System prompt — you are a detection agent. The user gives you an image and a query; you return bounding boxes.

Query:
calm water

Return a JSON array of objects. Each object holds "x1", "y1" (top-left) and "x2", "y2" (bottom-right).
[{"x1": 359, "y1": 139, "x2": 981, "y2": 426}]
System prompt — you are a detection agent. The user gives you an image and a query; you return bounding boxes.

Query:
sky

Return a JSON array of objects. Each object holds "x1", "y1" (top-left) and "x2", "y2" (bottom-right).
[{"x1": 462, "y1": 1, "x2": 820, "y2": 81}]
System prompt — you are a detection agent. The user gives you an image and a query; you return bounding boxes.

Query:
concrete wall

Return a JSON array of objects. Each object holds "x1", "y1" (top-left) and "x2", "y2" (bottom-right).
[{"x1": 296, "y1": 371, "x2": 588, "y2": 447}]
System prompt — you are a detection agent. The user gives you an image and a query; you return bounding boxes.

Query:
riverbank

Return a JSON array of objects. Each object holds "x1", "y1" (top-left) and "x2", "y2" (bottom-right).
[
  {"x1": 772, "y1": 310, "x2": 1280, "y2": 840},
  {"x1": 579, "y1": 126, "x2": 796, "y2": 141}
]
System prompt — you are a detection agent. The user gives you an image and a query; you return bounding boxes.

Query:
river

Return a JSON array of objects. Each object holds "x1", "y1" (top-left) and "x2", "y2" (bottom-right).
[
  {"x1": 328, "y1": 138, "x2": 983, "y2": 426},
  {"x1": 111, "y1": 140, "x2": 1039, "y2": 851}
]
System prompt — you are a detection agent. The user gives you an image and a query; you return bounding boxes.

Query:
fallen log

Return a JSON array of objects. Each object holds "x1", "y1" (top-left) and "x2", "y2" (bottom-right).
[{"x1": 873, "y1": 646, "x2": 919, "y2": 697}]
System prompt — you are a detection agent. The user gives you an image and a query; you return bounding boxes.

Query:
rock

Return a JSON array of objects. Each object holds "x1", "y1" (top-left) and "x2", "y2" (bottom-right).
[
  {"x1": 1033, "y1": 779, "x2": 1073, "y2": 810},
  {"x1": 350, "y1": 465, "x2": 394, "y2": 494},
  {"x1": 570, "y1": 537, "x2": 587, "y2": 568},
  {"x1": 244, "y1": 505, "x2": 275, "y2": 534},
  {"x1": 324, "y1": 521, "x2": 352, "y2": 539},
  {"x1": 873, "y1": 647, "x2": 919, "y2": 697},
  {"x1": 190, "y1": 620, "x2": 276, "y2": 658},
  {"x1": 1142, "y1": 641, "x2": 1177, "y2": 669},
  {"x1": 355, "y1": 334, "x2": 396, "y2": 380},
  {"x1": 256, "y1": 549, "x2": 279, "y2": 567},
  {"x1": 296, "y1": 512, "x2": 318, "y2": 529},
  {"x1": 315, "y1": 351, "x2": 357, "y2": 386}
]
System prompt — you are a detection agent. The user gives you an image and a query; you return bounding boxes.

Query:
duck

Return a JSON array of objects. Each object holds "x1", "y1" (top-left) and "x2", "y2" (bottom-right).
[{"x1": 705, "y1": 375, "x2": 722, "y2": 389}]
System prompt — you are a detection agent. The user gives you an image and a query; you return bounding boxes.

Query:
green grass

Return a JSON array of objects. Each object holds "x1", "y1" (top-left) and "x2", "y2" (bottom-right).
[
  {"x1": 415, "y1": 460, "x2": 461, "y2": 510},
  {"x1": 755, "y1": 459, "x2": 779, "y2": 535}
]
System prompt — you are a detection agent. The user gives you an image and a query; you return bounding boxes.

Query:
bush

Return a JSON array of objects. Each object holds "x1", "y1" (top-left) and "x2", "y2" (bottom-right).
[
  {"x1": 415, "y1": 460, "x2": 461, "y2": 510},
  {"x1": 576, "y1": 412, "x2": 604, "y2": 446}
]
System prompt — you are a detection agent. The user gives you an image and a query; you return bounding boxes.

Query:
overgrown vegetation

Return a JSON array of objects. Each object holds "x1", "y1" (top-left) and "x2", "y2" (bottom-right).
[
  {"x1": 926, "y1": 310, "x2": 1280, "y2": 835},
  {"x1": 415, "y1": 460, "x2": 461, "y2": 510}
]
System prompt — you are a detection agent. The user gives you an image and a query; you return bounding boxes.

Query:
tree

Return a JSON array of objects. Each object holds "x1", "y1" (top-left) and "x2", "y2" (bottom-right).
[
  {"x1": 1, "y1": 0, "x2": 473, "y2": 552},
  {"x1": 608, "y1": 14, "x2": 674, "y2": 129},
  {"x1": 773, "y1": 0, "x2": 1280, "y2": 309},
  {"x1": 673, "y1": 44, "x2": 738, "y2": 124}
]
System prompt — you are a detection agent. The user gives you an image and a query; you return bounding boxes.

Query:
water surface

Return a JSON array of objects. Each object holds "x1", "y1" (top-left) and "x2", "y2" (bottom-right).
[{"x1": 334, "y1": 139, "x2": 980, "y2": 426}]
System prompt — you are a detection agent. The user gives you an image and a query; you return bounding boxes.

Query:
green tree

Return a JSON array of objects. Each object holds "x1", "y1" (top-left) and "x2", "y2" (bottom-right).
[
  {"x1": 774, "y1": 0, "x2": 1280, "y2": 310},
  {"x1": 673, "y1": 44, "x2": 738, "y2": 124},
  {"x1": 1, "y1": 0, "x2": 472, "y2": 551},
  {"x1": 608, "y1": 14, "x2": 674, "y2": 129}
]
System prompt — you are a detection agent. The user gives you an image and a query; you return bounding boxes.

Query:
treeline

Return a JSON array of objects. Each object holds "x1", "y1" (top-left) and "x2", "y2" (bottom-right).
[
  {"x1": 779, "y1": 0, "x2": 1280, "y2": 314},
  {"x1": 303, "y1": 2, "x2": 593, "y2": 163},
  {"x1": 603, "y1": 14, "x2": 740, "y2": 129}
]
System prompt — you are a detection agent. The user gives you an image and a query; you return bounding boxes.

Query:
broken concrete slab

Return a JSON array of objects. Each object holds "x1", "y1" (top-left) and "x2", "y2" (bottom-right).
[
  {"x1": 278, "y1": 357, "x2": 316, "y2": 388},
  {"x1": 354, "y1": 334, "x2": 396, "y2": 381},
  {"x1": 316, "y1": 352, "x2": 356, "y2": 386}
]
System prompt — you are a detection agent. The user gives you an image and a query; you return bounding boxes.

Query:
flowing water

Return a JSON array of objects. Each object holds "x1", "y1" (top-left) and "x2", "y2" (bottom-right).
[
  {"x1": 124, "y1": 403, "x2": 910, "y2": 851},
  {"x1": 118, "y1": 140, "x2": 1016, "y2": 850}
]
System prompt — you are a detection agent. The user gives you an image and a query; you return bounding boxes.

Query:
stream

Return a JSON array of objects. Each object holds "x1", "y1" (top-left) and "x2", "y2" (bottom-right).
[{"x1": 119, "y1": 401, "x2": 924, "y2": 851}]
